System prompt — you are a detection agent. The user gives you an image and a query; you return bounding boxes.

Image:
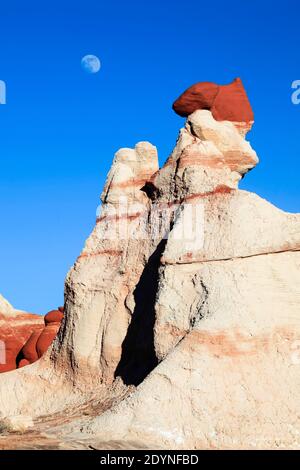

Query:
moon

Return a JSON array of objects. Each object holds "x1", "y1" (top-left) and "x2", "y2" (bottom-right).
[{"x1": 81, "y1": 55, "x2": 101, "y2": 74}]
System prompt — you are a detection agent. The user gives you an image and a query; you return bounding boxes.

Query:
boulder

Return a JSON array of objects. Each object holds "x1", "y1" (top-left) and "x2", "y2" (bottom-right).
[
  {"x1": 36, "y1": 322, "x2": 61, "y2": 359},
  {"x1": 173, "y1": 78, "x2": 254, "y2": 130},
  {"x1": 0, "y1": 310, "x2": 44, "y2": 373},
  {"x1": 18, "y1": 329, "x2": 43, "y2": 364},
  {"x1": 18, "y1": 359, "x2": 30, "y2": 368},
  {"x1": 0, "y1": 304, "x2": 63, "y2": 373},
  {"x1": 16, "y1": 308, "x2": 64, "y2": 367},
  {"x1": 44, "y1": 310, "x2": 64, "y2": 325}
]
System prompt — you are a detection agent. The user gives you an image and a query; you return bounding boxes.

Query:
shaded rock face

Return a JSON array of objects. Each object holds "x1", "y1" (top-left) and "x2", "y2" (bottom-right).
[
  {"x1": 173, "y1": 78, "x2": 254, "y2": 132},
  {"x1": 0, "y1": 80, "x2": 300, "y2": 450},
  {"x1": 0, "y1": 303, "x2": 63, "y2": 373}
]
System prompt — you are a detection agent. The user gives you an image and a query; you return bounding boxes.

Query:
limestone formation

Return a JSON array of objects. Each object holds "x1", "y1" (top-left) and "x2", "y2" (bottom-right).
[{"x1": 0, "y1": 81, "x2": 299, "y2": 450}]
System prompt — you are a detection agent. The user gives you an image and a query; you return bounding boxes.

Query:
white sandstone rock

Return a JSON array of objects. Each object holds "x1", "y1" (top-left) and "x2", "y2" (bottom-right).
[{"x1": 0, "y1": 294, "x2": 14, "y2": 315}]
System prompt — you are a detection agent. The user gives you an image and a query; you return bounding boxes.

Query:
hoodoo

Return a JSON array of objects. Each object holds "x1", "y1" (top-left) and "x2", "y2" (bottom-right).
[{"x1": 0, "y1": 80, "x2": 300, "y2": 450}]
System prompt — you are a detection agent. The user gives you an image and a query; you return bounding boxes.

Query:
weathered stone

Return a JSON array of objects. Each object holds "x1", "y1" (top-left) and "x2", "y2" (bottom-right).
[
  {"x1": 0, "y1": 303, "x2": 63, "y2": 372},
  {"x1": 0, "y1": 294, "x2": 14, "y2": 315},
  {"x1": 0, "y1": 81, "x2": 299, "y2": 450},
  {"x1": 0, "y1": 415, "x2": 34, "y2": 433},
  {"x1": 44, "y1": 310, "x2": 64, "y2": 325},
  {"x1": 0, "y1": 307, "x2": 44, "y2": 373},
  {"x1": 173, "y1": 78, "x2": 254, "y2": 130},
  {"x1": 18, "y1": 329, "x2": 43, "y2": 365},
  {"x1": 36, "y1": 323, "x2": 61, "y2": 359}
]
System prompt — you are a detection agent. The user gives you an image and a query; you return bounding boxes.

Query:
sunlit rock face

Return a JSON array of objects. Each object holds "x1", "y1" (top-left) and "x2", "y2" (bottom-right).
[
  {"x1": 0, "y1": 80, "x2": 300, "y2": 450},
  {"x1": 0, "y1": 294, "x2": 14, "y2": 315}
]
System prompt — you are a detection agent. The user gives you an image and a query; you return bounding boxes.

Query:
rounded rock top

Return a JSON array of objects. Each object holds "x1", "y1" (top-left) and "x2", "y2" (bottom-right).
[
  {"x1": 172, "y1": 78, "x2": 254, "y2": 124},
  {"x1": 44, "y1": 309, "x2": 64, "y2": 325}
]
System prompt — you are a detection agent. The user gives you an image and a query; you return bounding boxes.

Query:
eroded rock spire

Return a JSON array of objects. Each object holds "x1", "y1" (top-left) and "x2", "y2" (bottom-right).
[{"x1": 0, "y1": 80, "x2": 300, "y2": 450}]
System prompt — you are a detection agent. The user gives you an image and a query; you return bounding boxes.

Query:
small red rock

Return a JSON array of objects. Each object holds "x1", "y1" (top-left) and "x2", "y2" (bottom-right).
[
  {"x1": 1, "y1": 307, "x2": 64, "y2": 373},
  {"x1": 173, "y1": 78, "x2": 254, "y2": 124},
  {"x1": 18, "y1": 358, "x2": 30, "y2": 368},
  {"x1": 36, "y1": 323, "x2": 61, "y2": 358},
  {"x1": 44, "y1": 309, "x2": 64, "y2": 325},
  {"x1": 18, "y1": 328, "x2": 43, "y2": 365},
  {"x1": 0, "y1": 312, "x2": 44, "y2": 373}
]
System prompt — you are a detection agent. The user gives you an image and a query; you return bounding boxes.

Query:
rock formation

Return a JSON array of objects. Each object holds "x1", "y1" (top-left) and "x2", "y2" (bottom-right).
[
  {"x1": 0, "y1": 297, "x2": 44, "y2": 373},
  {"x1": 0, "y1": 80, "x2": 300, "y2": 450},
  {"x1": 0, "y1": 300, "x2": 63, "y2": 373},
  {"x1": 0, "y1": 294, "x2": 14, "y2": 315},
  {"x1": 17, "y1": 309, "x2": 64, "y2": 368},
  {"x1": 173, "y1": 78, "x2": 254, "y2": 134}
]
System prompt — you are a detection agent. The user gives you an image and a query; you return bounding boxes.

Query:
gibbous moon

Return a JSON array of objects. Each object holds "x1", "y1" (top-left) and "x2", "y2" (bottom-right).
[{"x1": 81, "y1": 55, "x2": 101, "y2": 74}]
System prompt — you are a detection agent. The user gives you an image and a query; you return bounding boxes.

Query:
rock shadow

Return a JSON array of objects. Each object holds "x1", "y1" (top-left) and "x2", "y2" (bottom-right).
[{"x1": 115, "y1": 239, "x2": 167, "y2": 386}]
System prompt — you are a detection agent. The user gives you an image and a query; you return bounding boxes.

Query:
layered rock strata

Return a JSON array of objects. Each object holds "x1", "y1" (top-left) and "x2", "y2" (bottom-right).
[
  {"x1": 0, "y1": 302, "x2": 63, "y2": 373},
  {"x1": 0, "y1": 297, "x2": 44, "y2": 373},
  {"x1": 0, "y1": 82, "x2": 300, "y2": 450}
]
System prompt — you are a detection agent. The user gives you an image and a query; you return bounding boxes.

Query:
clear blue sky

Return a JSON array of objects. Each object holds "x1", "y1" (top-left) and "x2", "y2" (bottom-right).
[{"x1": 0, "y1": 0, "x2": 299, "y2": 314}]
